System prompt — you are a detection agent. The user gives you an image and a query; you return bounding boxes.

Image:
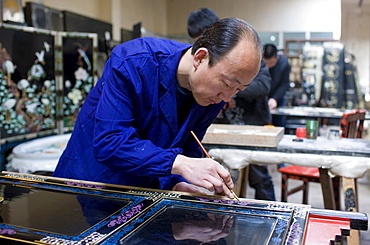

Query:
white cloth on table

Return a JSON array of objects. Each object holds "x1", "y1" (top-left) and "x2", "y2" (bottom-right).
[{"x1": 209, "y1": 148, "x2": 370, "y2": 178}]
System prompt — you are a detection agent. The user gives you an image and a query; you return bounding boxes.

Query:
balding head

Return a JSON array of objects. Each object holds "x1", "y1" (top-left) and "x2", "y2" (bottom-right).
[{"x1": 192, "y1": 18, "x2": 262, "y2": 67}]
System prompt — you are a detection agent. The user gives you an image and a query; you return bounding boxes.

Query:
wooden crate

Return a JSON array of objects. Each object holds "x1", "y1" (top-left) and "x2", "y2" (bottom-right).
[{"x1": 202, "y1": 124, "x2": 284, "y2": 147}]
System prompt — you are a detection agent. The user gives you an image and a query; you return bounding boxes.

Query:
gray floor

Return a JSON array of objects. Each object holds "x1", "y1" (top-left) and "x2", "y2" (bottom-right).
[{"x1": 244, "y1": 165, "x2": 370, "y2": 244}]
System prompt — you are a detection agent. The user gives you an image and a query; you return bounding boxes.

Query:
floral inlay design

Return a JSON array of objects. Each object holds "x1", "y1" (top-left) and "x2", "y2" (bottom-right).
[
  {"x1": 63, "y1": 39, "x2": 94, "y2": 128},
  {"x1": 0, "y1": 38, "x2": 56, "y2": 138},
  {"x1": 107, "y1": 203, "x2": 145, "y2": 228}
]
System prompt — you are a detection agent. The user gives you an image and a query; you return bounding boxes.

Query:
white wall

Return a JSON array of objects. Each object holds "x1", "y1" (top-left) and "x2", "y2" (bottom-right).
[
  {"x1": 31, "y1": 0, "x2": 167, "y2": 40},
  {"x1": 22, "y1": 0, "x2": 370, "y2": 99},
  {"x1": 341, "y1": 0, "x2": 370, "y2": 96},
  {"x1": 109, "y1": 0, "x2": 168, "y2": 41},
  {"x1": 166, "y1": 0, "x2": 341, "y2": 37},
  {"x1": 115, "y1": 0, "x2": 167, "y2": 35},
  {"x1": 39, "y1": 0, "x2": 111, "y2": 22}
]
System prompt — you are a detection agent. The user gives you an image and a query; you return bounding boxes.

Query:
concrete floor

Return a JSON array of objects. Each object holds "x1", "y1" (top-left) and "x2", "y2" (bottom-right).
[{"x1": 244, "y1": 165, "x2": 370, "y2": 244}]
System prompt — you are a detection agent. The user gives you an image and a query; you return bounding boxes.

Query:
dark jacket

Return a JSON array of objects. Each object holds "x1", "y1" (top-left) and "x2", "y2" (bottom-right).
[{"x1": 268, "y1": 54, "x2": 290, "y2": 106}]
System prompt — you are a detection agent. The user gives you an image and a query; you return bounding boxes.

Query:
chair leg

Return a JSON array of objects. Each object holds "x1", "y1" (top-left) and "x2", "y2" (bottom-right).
[
  {"x1": 302, "y1": 181, "x2": 309, "y2": 204},
  {"x1": 281, "y1": 173, "x2": 288, "y2": 202}
]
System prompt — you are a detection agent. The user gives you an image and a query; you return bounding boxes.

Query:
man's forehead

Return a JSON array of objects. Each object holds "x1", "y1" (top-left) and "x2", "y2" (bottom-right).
[
  {"x1": 220, "y1": 68, "x2": 255, "y2": 88},
  {"x1": 215, "y1": 38, "x2": 260, "y2": 83}
]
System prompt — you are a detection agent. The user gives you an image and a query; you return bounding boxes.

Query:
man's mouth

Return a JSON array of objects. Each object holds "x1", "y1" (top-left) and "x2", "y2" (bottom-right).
[{"x1": 208, "y1": 98, "x2": 216, "y2": 104}]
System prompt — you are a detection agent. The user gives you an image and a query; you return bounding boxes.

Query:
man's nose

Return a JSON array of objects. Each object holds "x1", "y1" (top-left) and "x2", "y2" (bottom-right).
[{"x1": 218, "y1": 90, "x2": 237, "y2": 102}]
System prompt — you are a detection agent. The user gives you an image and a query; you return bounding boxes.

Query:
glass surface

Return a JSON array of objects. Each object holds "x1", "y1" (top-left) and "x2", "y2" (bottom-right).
[
  {"x1": 0, "y1": 183, "x2": 130, "y2": 236},
  {"x1": 121, "y1": 205, "x2": 277, "y2": 245}
]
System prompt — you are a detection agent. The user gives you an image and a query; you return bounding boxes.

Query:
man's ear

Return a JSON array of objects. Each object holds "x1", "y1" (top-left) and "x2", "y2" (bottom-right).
[{"x1": 193, "y1": 48, "x2": 208, "y2": 69}]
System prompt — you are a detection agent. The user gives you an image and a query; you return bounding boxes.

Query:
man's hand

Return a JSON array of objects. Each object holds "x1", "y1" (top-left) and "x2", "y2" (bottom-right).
[
  {"x1": 171, "y1": 155, "x2": 235, "y2": 199},
  {"x1": 268, "y1": 98, "x2": 278, "y2": 110}
]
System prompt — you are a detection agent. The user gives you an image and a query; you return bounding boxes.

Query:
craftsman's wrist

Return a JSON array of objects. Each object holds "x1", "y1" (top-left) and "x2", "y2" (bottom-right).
[{"x1": 171, "y1": 154, "x2": 188, "y2": 175}]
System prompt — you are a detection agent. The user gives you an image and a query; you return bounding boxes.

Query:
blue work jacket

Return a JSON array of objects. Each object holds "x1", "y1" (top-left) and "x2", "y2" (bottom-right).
[{"x1": 53, "y1": 37, "x2": 225, "y2": 190}]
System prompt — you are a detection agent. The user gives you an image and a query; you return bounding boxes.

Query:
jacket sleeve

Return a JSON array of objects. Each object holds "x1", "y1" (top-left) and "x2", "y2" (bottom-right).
[
  {"x1": 92, "y1": 53, "x2": 182, "y2": 180},
  {"x1": 236, "y1": 61, "x2": 271, "y2": 99},
  {"x1": 91, "y1": 51, "x2": 223, "y2": 191},
  {"x1": 158, "y1": 103, "x2": 224, "y2": 190},
  {"x1": 271, "y1": 60, "x2": 291, "y2": 104},
  {"x1": 159, "y1": 98, "x2": 225, "y2": 190}
]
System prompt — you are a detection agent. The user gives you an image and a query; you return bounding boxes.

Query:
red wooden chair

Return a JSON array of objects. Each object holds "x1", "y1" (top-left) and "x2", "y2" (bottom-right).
[{"x1": 278, "y1": 109, "x2": 366, "y2": 210}]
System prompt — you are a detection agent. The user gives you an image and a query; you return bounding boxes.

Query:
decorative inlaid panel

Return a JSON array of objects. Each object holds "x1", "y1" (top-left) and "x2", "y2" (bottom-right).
[
  {"x1": 0, "y1": 24, "x2": 57, "y2": 140},
  {"x1": 59, "y1": 32, "x2": 97, "y2": 130}
]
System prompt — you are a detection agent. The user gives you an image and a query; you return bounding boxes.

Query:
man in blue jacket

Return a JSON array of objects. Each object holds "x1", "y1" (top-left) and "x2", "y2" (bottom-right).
[
  {"x1": 53, "y1": 18, "x2": 262, "y2": 199},
  {"x1": 188, "y1": 9, "x2": 275, "y2": 201}
]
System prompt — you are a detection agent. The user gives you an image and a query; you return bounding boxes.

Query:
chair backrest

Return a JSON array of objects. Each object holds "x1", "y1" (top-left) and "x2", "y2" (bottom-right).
[{"x1": 340, "y1": 109, "x2": 366, "y2": 138}]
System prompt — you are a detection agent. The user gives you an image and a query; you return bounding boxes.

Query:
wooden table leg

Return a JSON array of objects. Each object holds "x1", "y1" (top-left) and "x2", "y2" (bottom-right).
[
  {"x1": 347, "y1": 230, "x2": 360, "y2": 245},
  {"x1": 342, "y1": 177, "x2": 358, "y2": 212},
  {"x1": 319, "y1": 173, "x2": 360, "y2": 244},
  {"x1": 342, "y1": 177, "x2": 360, "y2": 245},
  {"x1": 319, "y1": 167, "x2": 336, "y2": 210}
]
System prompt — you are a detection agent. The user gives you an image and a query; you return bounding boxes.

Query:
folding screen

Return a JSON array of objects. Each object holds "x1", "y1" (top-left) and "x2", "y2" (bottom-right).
[{"x1": 0, "y1": 23, "x2": 57, "y2": 141}]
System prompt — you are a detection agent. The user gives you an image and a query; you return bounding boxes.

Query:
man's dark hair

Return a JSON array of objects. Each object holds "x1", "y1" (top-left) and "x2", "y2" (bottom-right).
[
  {"x1": 191, "y1": 18, "x2": 262, "y2": 67},
  {"x1": 263, "y1": 44, "x2": 278, "y2": 59},
  {"x1": 187, "y1": 8, "x2": 219, "y2": 39}
]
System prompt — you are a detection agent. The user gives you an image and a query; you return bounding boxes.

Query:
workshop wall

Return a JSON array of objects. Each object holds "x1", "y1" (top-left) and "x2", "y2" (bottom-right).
[
  {"x1": 17, "y1": 0, "x2": 370, "y2": 104},
  {"x1": 165, "y1": 0, "x2": 341, "y2": 36}
]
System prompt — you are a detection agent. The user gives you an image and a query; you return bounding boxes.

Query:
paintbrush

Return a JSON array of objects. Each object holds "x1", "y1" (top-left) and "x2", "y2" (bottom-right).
[{"x1": 190, "y1": 131, "x2": 240, "y2": 201}]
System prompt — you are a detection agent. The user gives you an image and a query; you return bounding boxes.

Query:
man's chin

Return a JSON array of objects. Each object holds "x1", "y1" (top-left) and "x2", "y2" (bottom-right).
[
  {"x1": 200, "y1": 102, "x2": 212, "y2": 107},
  {"x1": 194, "y1": 99, "x2": 209, "y2": 107}
]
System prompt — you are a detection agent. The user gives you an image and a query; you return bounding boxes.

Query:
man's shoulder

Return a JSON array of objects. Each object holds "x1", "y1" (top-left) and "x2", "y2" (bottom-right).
[
  {"x1": 114, "y1": 37, "x2": 191, "y2": 56},
  {"x1": 278, "y1": 54, "x2": 289, "y2": 62},
  {"x1": 278, "y1": 54, "x2": 290, "y2": 69}
]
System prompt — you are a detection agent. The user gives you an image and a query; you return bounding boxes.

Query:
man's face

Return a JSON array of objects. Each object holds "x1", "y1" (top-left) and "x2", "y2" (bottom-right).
[
  {"x1": 263, "y1": 56, "x2": 278, "y2": 69},
  {"x1": 189, "y1": 38, "x2": 261, "y2": 106}
]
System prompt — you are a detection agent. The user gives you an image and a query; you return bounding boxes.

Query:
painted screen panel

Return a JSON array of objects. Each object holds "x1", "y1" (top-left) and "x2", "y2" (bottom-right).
[
  {"x1": 0, "y1": 26, "x2": 56, "y2": 139},
  {"x1": 62, "y1": 35, "x2": 95, "y2": 129}
]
